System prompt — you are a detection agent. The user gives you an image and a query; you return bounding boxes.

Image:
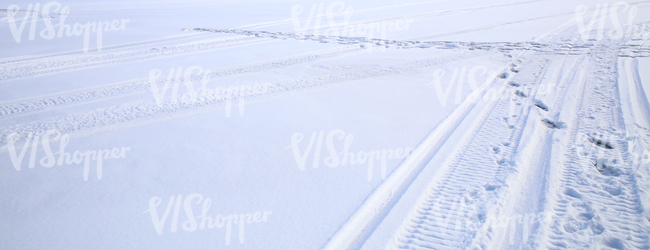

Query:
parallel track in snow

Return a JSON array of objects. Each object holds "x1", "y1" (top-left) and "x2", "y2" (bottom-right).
[
  {"x1": 0, "y1": 32, "x2": 209, "y2": 65},
  {"x1": 386, "y1": 55, "x2": 549, "y2": 250},
  {"x1": 0, "y1": 35, "x2": 270, "y2": 82},
  {"x1": 0, "y1": 45, "x2": 365, "y2": 118},
  {"x1": 0, "y1": 50, "x2": 488, "y2": 144}
]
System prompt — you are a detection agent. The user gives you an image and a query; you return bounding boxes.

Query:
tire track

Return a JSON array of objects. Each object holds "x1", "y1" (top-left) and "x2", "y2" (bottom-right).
[
  {"x1": 471, "y1": 53, "x2": 587, "y2": 249},
  {"x1": 544, "y1": 43, "x2": 649, "y2": 249},
  {"x1": 0, "y1": 32, "x2": 209, "y2": 65},
  {"x1": 0, "y1": 35, "x2": 270, "y2": 82},
  {"x1": 0, "y1": 45, "x2": 365, "y2": 118},
  {"x1": 0, "y1": 49, "x2": 488, "y2": 145}
]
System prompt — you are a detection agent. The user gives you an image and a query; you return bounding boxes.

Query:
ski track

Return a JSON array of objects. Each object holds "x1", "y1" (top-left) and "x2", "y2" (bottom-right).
[
  {"x1": 321, "y1": 60, "x2": 510, "y2": 250},
  {"x1": 620, "y1": 56, "x2": 650, "y2": 232}
]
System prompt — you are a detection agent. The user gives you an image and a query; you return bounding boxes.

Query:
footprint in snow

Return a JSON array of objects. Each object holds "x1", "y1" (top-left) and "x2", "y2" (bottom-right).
[
  {"x1": 541, "y1": 119, "x2": 566, "y2": 129},
  {"x1": 591, "y1": 158, "x2": 621, "y2": 176},
  {"x1": 514, "y1": 90, "x2": 527, "y2": 98},
  {"x1": 484, "y1": 184, "x2": 499, "y2": 191},
  {"x1": 533, "y1": 100, "x2": 549, "y2": 111},
  {"x1": 602, "y1": 238, "x2": 625, "y2": 249},
  {"x1": 588, "y1": 137, "x2": 614, "y2": 149},
  {"x1": 564, "y1": 187, "x2": 582, "y2": 199},
  {"x1": 577, "y1": 212, "x2": 595, "y2": 221}
]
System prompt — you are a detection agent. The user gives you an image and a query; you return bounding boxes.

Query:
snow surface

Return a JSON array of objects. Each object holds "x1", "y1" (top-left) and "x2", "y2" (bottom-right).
[{"x1": 1, "y1": 0, "x2": 650, "y2": 249}]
